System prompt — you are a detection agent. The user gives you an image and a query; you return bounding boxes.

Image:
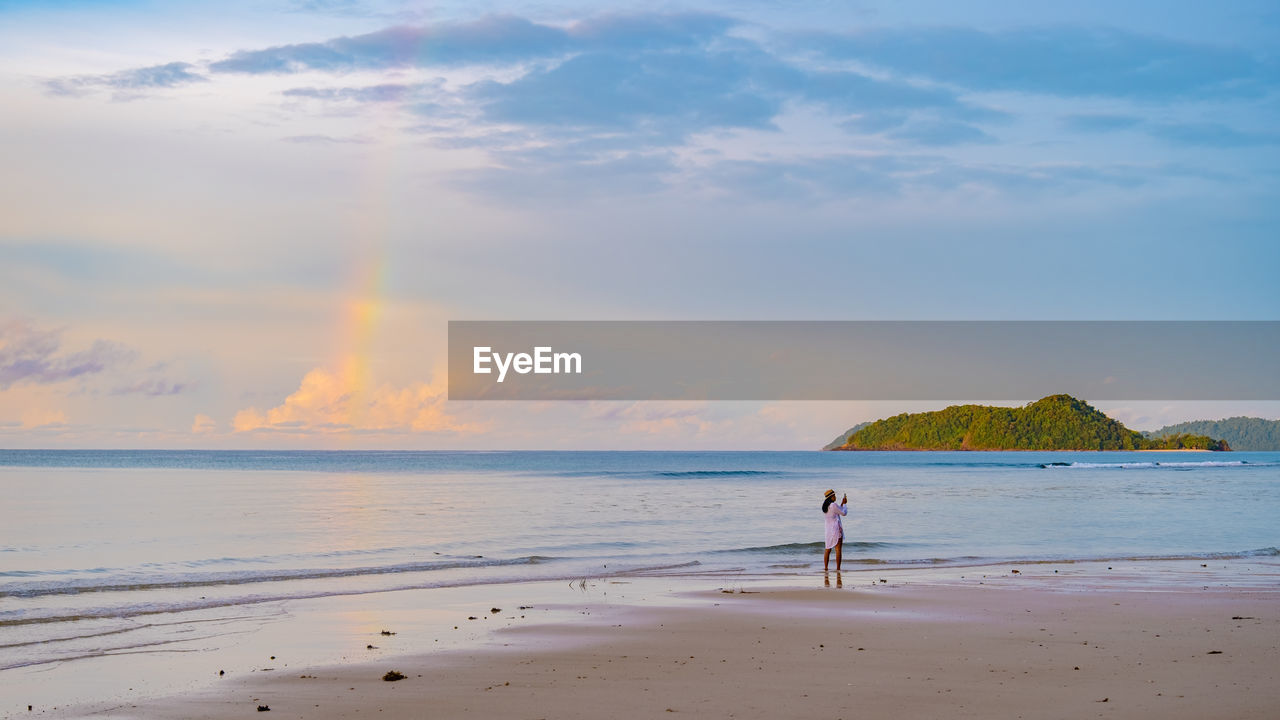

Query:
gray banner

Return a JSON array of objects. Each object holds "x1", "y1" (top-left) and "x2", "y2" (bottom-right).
[{"x1": 447, "y1": 321, "x2": 1280, "y2": 400}]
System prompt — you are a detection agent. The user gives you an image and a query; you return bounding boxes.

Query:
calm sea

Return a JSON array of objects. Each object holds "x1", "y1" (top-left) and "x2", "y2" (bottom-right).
[{"x1": 2, "y1": 449, "x2": 1278, "y2": 671}]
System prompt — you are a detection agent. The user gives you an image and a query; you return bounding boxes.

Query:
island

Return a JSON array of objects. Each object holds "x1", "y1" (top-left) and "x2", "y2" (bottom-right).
[
  {"x1": 826, "y1": 394, "x2": 1230, "y2": 451},
  {"x1": 1145, "y1": 416, "x2": 1280, "y2": 451}
]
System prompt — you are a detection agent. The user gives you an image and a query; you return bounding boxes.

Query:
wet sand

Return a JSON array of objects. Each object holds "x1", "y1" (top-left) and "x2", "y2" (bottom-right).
[{"x1": 47, "y1": 562, "x2": 1279, "y2": 720}]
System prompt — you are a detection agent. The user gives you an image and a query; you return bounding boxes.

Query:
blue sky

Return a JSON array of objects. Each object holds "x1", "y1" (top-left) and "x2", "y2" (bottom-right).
[{"x1": 1, "y1": 0, "x2": 1277, "y2": 448}]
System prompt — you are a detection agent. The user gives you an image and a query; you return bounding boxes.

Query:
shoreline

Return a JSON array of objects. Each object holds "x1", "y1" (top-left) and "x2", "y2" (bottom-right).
[
  {"x1": 828, "y1": 447, "x2": 1220, "y2": 452},
  {"x1": 7, "y1": 558, "x2": 1278, "y2": 719}
]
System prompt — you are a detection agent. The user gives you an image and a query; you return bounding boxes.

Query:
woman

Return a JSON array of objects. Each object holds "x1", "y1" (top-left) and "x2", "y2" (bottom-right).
[{"x1": 822, "y1": 488, "x2": 848, "y2": 572}]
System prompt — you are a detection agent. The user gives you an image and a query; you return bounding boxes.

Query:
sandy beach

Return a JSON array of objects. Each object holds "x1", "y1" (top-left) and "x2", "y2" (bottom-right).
[{"x1": 22, "y1": 560, "x2": 1276, "y2": 720}]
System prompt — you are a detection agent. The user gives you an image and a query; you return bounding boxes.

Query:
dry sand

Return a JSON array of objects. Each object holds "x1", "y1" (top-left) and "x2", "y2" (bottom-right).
[{"x1": 76, "y1": 570, "x2": 1279, "y2": 720}]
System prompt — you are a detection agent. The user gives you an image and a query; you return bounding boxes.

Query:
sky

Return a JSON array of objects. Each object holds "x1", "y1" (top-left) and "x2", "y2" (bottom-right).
[{"x1": 1, "y1": 0, "x2": 1278, "y2": 449}]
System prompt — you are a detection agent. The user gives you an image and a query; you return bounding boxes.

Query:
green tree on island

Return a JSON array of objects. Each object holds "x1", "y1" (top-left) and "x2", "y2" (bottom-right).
[
  {"x1": 1145, "y1": 417, "x2": 1280, "y2": 451},
  {"x1": 833, "y1": 395, "x2": 1229, "y2": 451}
]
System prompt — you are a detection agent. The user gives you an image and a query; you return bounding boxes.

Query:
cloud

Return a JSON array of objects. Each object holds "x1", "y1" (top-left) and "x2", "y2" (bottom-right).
[
  {"x1": 272, "y1": 15, "x2": 1022, "y2": 205},
  {"x1": 208, "y1": 13, "x2": 731, "y2": 75},
  {"x1": 796, "y1": 69, "x2": 999, "y2": 120},
  {"x1": 209, "y1": 15, "x2": 574, "y2": 74},
  {"x1": 232, "y1": 364, "x2": 481, "y2": 435},
  {"x1": 0, "y1": 319, "x2": 134, "y2": 390},
  {"x1": 589, "y1": 402, "x2": 711, "y2": 437},
  {"x1": 39, "y1": 12, "x2": 1029, "y2": 201},
  {"x1": 691, "y1": 154, "x2": 917, "y2": 200},
  {"x1": 1061, "y1": 113, "x2": 1143, "y2": 132},
  {"x1": 282, "y1": 83, "x2": 420, "y2": 103},
  {"x1": 205, "y1": 12, "x2": 995, "y2": 148},
  {"x1": 0, "y1": 319, "x2": 193, "y2": 399},
  {"x1": 570, "y1": 12, "x2": 733, "y2": 51},
  {"x1": 41, "y1": 12, "x2": 1268, "y2": 203},
  {"x1": 111, "y1": 378, "x2": 190, "y2": 396},
  {"x1": 887, "y1": 120, "x2": 996, "y2": 146},
  {"x1": 45, "y1": 62, "x2": 207, "y2": 99},
  {"x1": 1146, "y1": 122, "x2": 1280, "y2": 147},
  {"x1": 843, "y1": 109, "x2": 1004, "y2": 146},
  {"x1": 191, "y1": 413, "x2": 217, "y2": 434},
  {"x1": 21, "y1": 408, "x2": 68, "y2": 429},
  {"x1": 462, "y1": 38, "x2": 1000, "y2": 143},
  {"x1": 1062, "y1": 115, "x2": 1278, "y2": 147},
  {"x1": 455, "y1": 150, "x2": 676, "y2": 199},
  {"x1": 684, "y1": 153, "x2": 1190, "y2": 201},
  {"x1": 797, "y1": 26, "x2": 1270, "y2": 99},
  {"x1": 470, "y1": 49, "x2": 778, "y2": 132},
  {"x1": 280, "y1": 134, "x2": 372, "y2": 144},
  {"x1": 286, "y1": 0, "x2": 382, "y2": 17},
  {"x1": 911, "y1": 160, "x2": 1154, "y2": 193}
]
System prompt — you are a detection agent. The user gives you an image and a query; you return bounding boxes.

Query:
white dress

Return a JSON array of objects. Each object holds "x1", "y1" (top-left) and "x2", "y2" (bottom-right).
[{"x1": 824, "y1": 502, "x2": 848, "y2": 549}]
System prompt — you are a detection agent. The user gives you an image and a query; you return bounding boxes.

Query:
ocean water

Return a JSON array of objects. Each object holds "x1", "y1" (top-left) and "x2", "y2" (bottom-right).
[{"x1": 2, "y1": 449, "x2": 1278, "y2": 672}]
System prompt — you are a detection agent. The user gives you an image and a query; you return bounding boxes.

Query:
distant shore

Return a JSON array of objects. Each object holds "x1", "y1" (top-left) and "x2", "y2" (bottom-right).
[
  {"x1": 826, "y1": 395, "x2": 1231, "y2": 452},
  {"x1": 26, "y1": 559, "x2": 1279, "y2": 720},
  {"x1": 830, "y1": 447, "x2": 1222, "y2": 451}
]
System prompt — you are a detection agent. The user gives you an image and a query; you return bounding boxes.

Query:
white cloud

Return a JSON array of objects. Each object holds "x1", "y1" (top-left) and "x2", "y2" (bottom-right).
[
  {"x1": 191, "y1": 413, "x2": 217, "y2": 433},
  {"x1": 231, "y1": 363, "x2": 482, "y2": 435}
]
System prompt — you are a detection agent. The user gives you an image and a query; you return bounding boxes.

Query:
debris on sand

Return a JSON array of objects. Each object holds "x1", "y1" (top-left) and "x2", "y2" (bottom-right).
[
  {"x1": 491, "y1": 607, "x2": 502, "y2": 613},
  {"x1": 380, "y1": 630, "x2": 396, "y2": 636},
  {"x1": 257, "y1": 705, "x2": 270, "y2": 712},
  {"x1": 383, "y1": 670, "x2": 407, "y2": 682}
]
